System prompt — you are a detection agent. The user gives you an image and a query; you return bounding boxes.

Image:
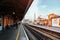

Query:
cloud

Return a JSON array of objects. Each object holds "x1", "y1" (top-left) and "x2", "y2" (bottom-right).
[
  {"x1": 47, "y1": 8, "x2": 60, "y2": 15},
  {"x1": 37, "y1": 8, "x2": 60, "y2": 19},
  {"x1": 24, "y1": 0, "x2": 60, "y2": 20},
  {"x1": 41, "y1": 5, "x2": 47, "y2": 9},
  {"x1": 24, "y1": 0, "x2": 38, "y2": 20}
]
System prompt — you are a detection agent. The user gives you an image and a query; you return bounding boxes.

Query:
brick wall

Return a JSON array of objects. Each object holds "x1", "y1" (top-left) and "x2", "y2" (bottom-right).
[{"x1": 3, "y1": 16, "x2": 14, "y2": 28}]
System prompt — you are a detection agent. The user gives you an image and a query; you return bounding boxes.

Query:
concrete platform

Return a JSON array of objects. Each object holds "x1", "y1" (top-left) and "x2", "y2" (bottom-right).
[
  {"x1": 19, "y1": 24, "x2": 29, "y2": 40},
  {"x1": 0, "y1": 27, "x2": 18, "y2": 40},
  {"x1": 28, "y1": 23, "x2": 60, "y2": 33}
]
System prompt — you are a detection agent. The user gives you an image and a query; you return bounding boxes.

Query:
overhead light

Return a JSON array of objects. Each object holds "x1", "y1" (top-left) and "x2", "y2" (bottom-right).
[{"x1": 13, "y1": 12, "x2": 15, "y2": 14}]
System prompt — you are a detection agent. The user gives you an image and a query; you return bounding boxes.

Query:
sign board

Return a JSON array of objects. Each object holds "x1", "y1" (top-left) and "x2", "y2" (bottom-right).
[{"x1": 52, "y1": 18, "x2": 60, "y2": 27}]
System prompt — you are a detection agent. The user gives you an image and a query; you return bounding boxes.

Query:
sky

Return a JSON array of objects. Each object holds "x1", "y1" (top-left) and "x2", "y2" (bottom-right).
[{"x1": 24, "y1": 0, "x2": 60, "y2": 21}]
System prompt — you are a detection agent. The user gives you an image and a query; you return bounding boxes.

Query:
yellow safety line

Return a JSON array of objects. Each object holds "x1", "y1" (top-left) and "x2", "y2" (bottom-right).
[{"x1": 16, "y1": 26, "x2": 20, "y2": 40}]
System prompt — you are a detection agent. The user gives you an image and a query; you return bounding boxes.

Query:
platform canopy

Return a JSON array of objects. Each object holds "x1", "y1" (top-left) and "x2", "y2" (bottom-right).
[{"x1": 0, "y1": 0, "x2": 33, "y2": 20}]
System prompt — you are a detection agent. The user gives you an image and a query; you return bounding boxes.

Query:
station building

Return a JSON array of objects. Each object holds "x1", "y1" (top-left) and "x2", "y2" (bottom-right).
[{"x1": 48, "y1": 13, "x2": 60, "y2": 27}]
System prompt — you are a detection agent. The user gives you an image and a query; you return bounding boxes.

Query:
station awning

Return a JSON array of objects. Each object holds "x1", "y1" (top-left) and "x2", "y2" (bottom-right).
[{"x1": 0, "y1": 0, "x2": 33, "y2": 20}]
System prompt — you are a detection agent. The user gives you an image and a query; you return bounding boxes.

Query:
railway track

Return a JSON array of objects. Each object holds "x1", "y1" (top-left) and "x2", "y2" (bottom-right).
[{"x1": 23, "y1": 24, "x2": 60, "y2": 40}]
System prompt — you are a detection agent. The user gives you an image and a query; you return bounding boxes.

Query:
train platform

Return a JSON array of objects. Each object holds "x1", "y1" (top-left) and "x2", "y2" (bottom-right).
[
  {"x1": 0, "y1": 27, "x2": 18, "y2": 40},
  {"x1": 0, "y1": 24, "x2": 29, "y2": 40},
  {"x1": 28, "y1": 23, "x2": 60, "y2": 33},
  {"x1": 19, "y1": 23, "x2": 29, "y2": 40}
]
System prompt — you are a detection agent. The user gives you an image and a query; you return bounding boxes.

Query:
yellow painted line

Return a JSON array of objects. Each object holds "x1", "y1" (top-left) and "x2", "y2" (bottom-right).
[{"x1": 16, "y1": 26, "x2": 20, "y2": 40}]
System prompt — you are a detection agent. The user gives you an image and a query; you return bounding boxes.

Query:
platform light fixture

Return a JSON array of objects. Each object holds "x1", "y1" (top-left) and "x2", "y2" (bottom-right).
[{"x1": 13, "y1": 12, "x2": 15, "y2": 14}]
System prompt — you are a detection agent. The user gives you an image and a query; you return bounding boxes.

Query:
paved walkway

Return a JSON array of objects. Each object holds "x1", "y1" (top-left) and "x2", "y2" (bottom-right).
[
  {"x1": 0, "y1": 23, "x2": 29, "y2": 40},
  {"x1": 0, "y1": 26, "x2": 18, "y2": 40}
]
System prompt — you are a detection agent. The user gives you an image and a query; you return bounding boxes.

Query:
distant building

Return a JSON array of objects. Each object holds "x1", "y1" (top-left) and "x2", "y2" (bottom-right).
[
  {"x1": 48, "y1": 13, "x2": 60, "y2": 27},
  {"x1": 51, "y1": 16, "x2": 60, "y2": 27},
  {"x1": 48, "y1": 13, "x2": 56, "y2": 27},
  {"x1": 44, "y1": 19, "x2": 48, "y2": 26},
  {"x1": 33, "y1": 13, "x2": 60, "y2": 27},
  {"x1": 36, "y1": 16, "x2": 48, "y2": 26},
  {"x1": 22, "y1": 19, "x2": 29, "y2": 23},
  {"x1": 33, "y1": 20, "x2": 38, "y2": 24}
]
